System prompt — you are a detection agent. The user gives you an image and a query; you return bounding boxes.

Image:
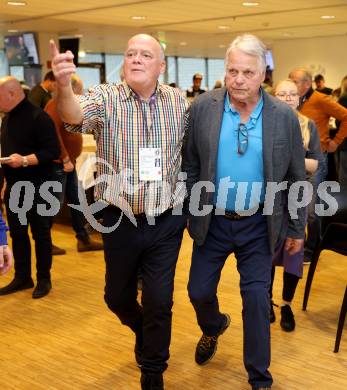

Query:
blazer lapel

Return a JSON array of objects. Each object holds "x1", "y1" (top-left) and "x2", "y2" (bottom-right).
[
  {"x1": 262, "y1": 91, "x2": 276, "y2": 182},
  {"x1": 207, "y1": 88, "x2": 226, "y2": 181}
]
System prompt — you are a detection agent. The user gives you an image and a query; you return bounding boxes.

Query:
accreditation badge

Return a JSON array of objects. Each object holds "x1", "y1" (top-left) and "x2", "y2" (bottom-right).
[{"x1": 139, "y1": 148, "x2": 162, "y2": 181}]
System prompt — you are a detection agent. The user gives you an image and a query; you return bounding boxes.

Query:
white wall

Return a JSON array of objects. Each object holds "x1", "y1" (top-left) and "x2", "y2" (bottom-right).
[
  {"x1": 37, "y1": 32, "x2": 59, "y2": 75},
  {"x1": 272, "y1": 35, "x2": 347, "y2": 90}
]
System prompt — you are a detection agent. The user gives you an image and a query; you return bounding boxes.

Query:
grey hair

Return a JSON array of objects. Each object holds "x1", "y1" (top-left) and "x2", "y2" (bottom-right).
[
  {"x1": 225, "y1": 34, "x2": 267, "y2": 73},
  {"x1": 288, "y1": 68, "x2": 312, "y2": 82}
]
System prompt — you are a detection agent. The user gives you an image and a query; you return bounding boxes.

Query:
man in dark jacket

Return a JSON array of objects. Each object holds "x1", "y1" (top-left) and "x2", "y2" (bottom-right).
[
  {"x1": 0, "y1": 76, "x2": 60, "y2": 298},
  {"x1": 183, "y1": 34, "x2": 306, "y2": 390},
  {"x1": 28, "y1": 70, "x2": 56, "y2": 109}
]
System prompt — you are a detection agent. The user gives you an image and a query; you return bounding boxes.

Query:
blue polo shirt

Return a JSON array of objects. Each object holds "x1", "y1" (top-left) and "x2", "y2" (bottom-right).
[{"x1": 214, "y1": 92, "x2": 265, "y2": 212}]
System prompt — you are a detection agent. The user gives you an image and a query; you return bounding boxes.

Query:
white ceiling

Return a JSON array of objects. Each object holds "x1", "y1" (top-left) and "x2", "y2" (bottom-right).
[{"x1": 1, "y1": 0, "x2": 347, "y2": 57}]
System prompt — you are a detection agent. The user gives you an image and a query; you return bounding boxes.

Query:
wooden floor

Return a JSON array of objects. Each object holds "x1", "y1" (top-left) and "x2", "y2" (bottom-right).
[{"x1": 0, "y1": 224, "x2": 346, "y2": 390}]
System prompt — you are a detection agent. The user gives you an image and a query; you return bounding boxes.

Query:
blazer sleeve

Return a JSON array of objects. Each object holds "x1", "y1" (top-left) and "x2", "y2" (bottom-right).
[
  {"x1": 286, "y1": 112, "x2": 307, "y2": 239},
  {"x1": 182, "y1": 104, "x2": 200, "y2": 213}
]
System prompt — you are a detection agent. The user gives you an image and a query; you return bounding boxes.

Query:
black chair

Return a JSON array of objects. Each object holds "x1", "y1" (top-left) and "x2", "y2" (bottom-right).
[
  {"x1": 302, "y1": 186, "x2": 347, "y2": 352},
  {"x1": 335, "y1": 286, "x2": 347, "y2": 352}
]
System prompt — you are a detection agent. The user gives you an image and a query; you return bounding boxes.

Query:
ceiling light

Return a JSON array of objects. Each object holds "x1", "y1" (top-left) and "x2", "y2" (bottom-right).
[
  {"x1": 131, "y1": 16, "x2": 146, "y2": 20},
  {"x1": 321, "y1": 15, "x2": 335, "y2": 19},
  {"x1": 282, "y1": 32, "x2": 292, "y2": 37},
  {"x1": 75, "y1": 34, "x2": 83, "y2": 38},
  {"x1": 219, "y1": 44, "x2": 226, "y2": 48},
  {"x1": 242, "y1": 2, "x2": 259, "y2": 6},
  {"x1": 7, "y1": 29, "x2": 19, "y2": 33},
  {"x1": 7, "y1": 1, "x2": 27, "y2": 5},
  {"x1": 179, "y1": 42, "x2": 187, "y2": 46},
  {"x1": 218, "y1": 25, "x2": 230, "y2": 30}
]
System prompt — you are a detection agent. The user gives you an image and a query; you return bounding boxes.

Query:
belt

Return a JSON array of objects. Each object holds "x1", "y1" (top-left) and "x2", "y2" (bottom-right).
[{"x1": 221, "y1": 204, "x2": 264, "y2": 221}]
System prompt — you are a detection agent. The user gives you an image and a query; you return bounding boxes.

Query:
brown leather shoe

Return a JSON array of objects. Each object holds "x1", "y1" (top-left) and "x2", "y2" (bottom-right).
[{"x1": 77, "y1": 237, "x2": 103, "y2": 252}]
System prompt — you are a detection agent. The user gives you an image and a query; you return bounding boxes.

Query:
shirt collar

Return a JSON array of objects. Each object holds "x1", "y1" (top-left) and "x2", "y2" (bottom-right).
[
  {"x1": 300, "y1": 87, "x2": 314, "y2": 106},
  {"x1": 121, "y1": 81, "x2": 162, "y2": 102},
  {"x1": 224, "y1": 88, "x2": 264, "y2": 123}
]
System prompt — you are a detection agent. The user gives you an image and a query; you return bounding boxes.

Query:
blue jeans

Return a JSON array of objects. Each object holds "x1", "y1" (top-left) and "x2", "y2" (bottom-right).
[
  {"x1": 188, "y1": 213, "x2": 273, "y2": 388},
  {"x1": 305, "y1": 153, "x2": 328, "y2": 259},
  {"x1": 52, "y1": 163, "x2": 88, "y2": 240}
]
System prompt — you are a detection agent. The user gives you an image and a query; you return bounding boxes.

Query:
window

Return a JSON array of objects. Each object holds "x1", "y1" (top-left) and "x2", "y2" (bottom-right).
[
  {"x1": 0, "y1": 50, "x2": 9, "y2": 77},
  {"x1": 166, "y1": 57, "x2": 177, "y2": 85},
  {"x1": 207, "y1": 59, "x2": 225, "y2": 89},
  {"x1": 76, "y1": 67, "x2": 101, "y2": 90},
  {"x1": 78, "y1": 53, "x2": 103, "y2": 64},
  {"x1": 177, "y1": 57, "x2": 207, "y2": 91},
  {"x1": 105, "y1": 54, "x2": 124, "y2": 84},
  {"x1": 9, "y1": 65, "x2": 24, "y2": 81}
]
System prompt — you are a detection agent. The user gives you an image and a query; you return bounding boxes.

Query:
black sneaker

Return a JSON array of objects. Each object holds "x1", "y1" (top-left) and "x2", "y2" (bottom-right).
[
  {"x1": 303, "y1": 256, "x2": 311, "y2": 265},
  {"x1": 0, "y1": 277, "x2": 34, "y2": 295},
  {"x1": 270, "y1": 301, "x2": 278, "y2": 323},
  {"x1": 141, "y1": 372, "x2": 164, "y2": 390},
  {"x1": 195, "y1": 313, "x2": 231, "y2": 365},
  {"x1": 280, "y1": 304, "x2": 295, "y2": 332}
]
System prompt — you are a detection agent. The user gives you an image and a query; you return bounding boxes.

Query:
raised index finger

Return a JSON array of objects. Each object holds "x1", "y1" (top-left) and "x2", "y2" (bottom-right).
[{"x1": 49, "y1": 39, "x2": 60, "y2": 59}]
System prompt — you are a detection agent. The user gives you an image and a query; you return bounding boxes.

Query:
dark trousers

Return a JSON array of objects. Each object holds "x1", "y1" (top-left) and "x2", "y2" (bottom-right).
[
  {"x1": 305, "y1": 153, "x2": 328, "y2": 259},
  {"x1": 52, "y1": 163, "x2": 88, "y2": 240},
  {"x1": 5, "y1": 183, "x2": 52, "y2": 281},
  {"x1": 188, "y1": 213, "x2": 273, "y2": 388},
  {"x1": 270, "y1": 268, "x2": 300, "y2": 302},
  {"x1": 102, "y1": 206, "x2": 186, "y2": 373}
]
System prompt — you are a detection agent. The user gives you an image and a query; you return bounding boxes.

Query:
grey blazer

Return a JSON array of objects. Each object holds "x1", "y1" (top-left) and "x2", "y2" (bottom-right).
[{"x1": 182, "y1": 87, "x2": 306, "y2": 254}]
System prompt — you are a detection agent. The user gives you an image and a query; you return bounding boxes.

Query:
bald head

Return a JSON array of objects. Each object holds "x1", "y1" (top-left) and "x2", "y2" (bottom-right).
[
  {"x1": 0, "y1": 76, "x2": 25, "y2": 112},
  {"x1": 123, "y1": 33, "x2": 166, "y2": 99},
  {"x1": 126, "y1": 34, "x2": 165, "y2": 61}
]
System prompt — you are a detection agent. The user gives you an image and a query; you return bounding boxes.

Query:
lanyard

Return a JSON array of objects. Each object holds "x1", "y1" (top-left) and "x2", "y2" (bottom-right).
[{"x1": 135, "y1": 93, "x2": 156, "y2": 145}]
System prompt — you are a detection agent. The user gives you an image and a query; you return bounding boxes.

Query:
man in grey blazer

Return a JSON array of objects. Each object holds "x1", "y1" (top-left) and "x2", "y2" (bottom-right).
[{"x1": 183, "y1": 35, "x2": 306, "y2": 390}]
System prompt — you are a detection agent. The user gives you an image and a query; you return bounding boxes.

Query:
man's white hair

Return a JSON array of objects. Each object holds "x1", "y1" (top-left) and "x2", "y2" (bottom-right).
[{"x1": 225, "y1": 34, "x2": 267, "y2": 73}]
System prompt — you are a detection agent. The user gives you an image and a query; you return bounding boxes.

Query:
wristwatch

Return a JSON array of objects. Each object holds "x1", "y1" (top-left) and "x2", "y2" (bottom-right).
[{"x1": 22, "y1": 156, "x2": 29, "y2": 167}]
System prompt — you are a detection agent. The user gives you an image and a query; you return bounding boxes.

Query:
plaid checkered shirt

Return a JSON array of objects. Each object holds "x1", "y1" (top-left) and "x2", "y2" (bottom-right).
[{"x1": 66, "y1": 81, "x2": 189, "y2": 216}]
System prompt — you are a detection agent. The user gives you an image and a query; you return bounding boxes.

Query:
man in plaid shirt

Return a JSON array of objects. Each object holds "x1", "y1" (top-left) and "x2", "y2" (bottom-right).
[{"x1": 50, "y1": 34, "x2": 188, "y2": 390}]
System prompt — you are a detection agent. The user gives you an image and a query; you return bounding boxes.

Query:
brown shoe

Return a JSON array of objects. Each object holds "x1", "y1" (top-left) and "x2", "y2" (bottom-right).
[
  {"x1": 77, "y1": 237, "x2": 103, "y2": 252},
  {"x1": 52, "y1": 244, "x2": 66, "y2": 256}
]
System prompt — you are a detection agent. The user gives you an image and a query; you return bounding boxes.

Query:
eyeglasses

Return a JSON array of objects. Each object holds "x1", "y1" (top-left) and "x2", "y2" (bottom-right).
[
  {"x1": 237, "y1": 123, "x2": 248, "y2": 155},
  {"x1": 275, "y1": 92, "x2": 298, "y2": 98}
]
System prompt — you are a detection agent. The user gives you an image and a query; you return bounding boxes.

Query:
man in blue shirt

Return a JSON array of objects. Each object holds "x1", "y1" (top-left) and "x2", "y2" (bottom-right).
[{"x1": 183, "y1": 34, "x2": 306, "y2": 389}]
